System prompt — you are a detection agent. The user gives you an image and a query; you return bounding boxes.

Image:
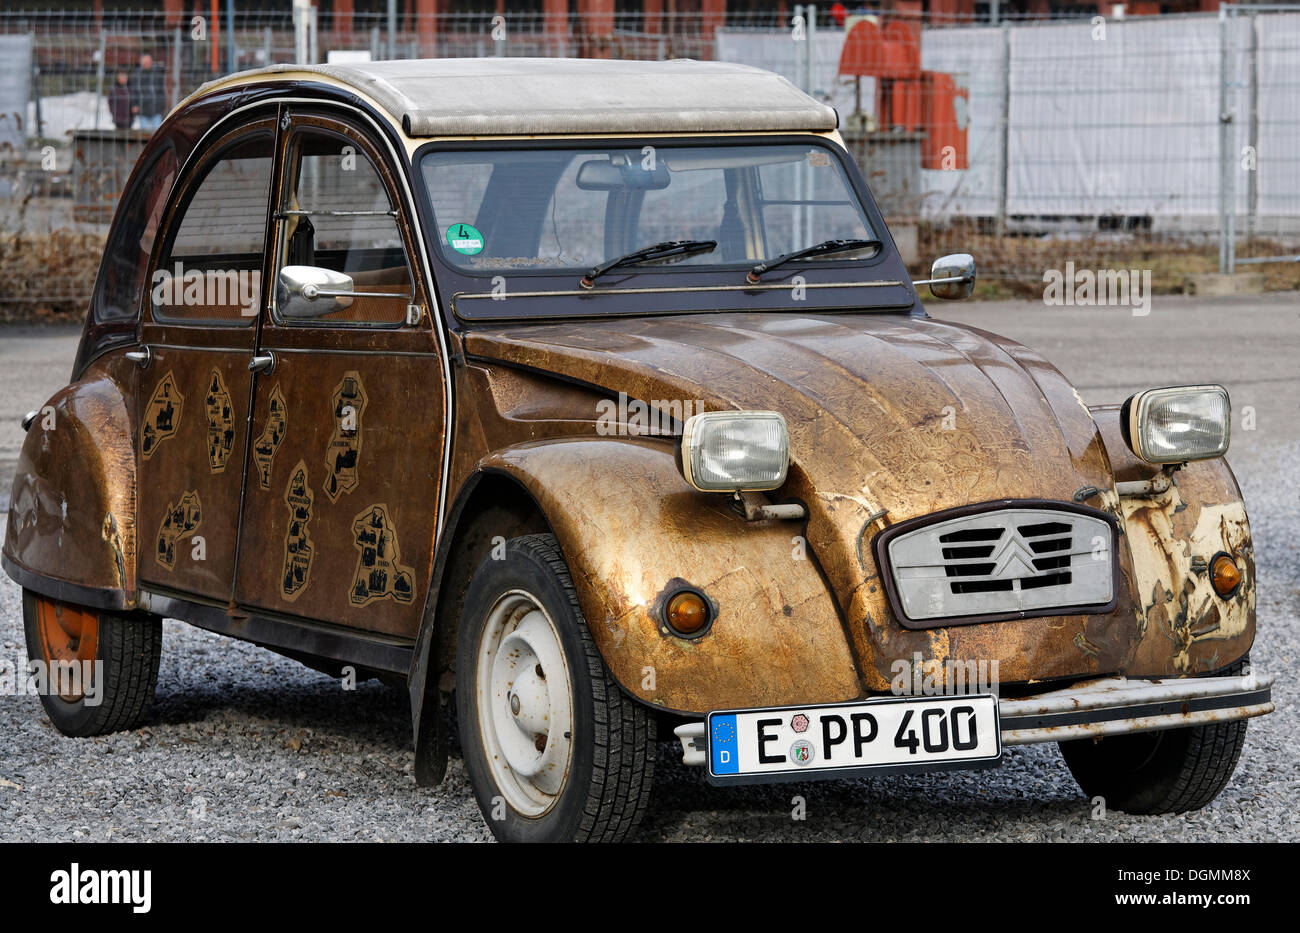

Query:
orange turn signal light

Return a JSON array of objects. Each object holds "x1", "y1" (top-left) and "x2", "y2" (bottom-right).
[
  {"x1": 1210, "y1": 553, "x2": 1242, "y2": 598},
  {"x1": 665, "y1": 590, "x2": 710, "y2": 636}
]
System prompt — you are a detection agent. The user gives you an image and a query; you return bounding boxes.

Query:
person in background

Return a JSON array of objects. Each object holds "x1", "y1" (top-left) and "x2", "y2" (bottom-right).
[
  {"x1": 131, "y1": 53, "x2": 167, "y2": 131},
  {"x1": 108, "y1": 72, "x2": 133, "y2": 130}
]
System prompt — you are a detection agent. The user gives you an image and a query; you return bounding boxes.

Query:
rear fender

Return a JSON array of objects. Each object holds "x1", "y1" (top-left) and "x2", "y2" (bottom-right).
[{"x1": 3, "y1": 357, "x2": 137, "y2": 609}]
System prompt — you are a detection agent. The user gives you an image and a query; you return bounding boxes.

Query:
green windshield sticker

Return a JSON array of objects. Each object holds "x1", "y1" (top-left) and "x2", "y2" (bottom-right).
[{"x1": 447, "y1": 223, "x2": 485, "y2": 255}]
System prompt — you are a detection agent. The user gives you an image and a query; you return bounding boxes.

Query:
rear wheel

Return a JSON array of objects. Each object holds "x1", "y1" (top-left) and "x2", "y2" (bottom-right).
[
  {"x1": 456, "y1": 534, "x2": 656, "y2": 842},
  {"x1": 22, "y1": 589, "x2": 162, "y2": 736},
  {"x1": 1059, "y1": 658, "x2": 1251, "y2": 814}
]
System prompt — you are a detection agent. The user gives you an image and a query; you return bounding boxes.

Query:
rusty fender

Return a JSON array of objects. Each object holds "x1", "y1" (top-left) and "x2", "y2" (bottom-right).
[
  {"x1": 1091, "y1": 405, "x2": 1255, "y2": 677},
  {"x1": 2, "y1": 356, "x2": 138, "y2": 610},
  {"x1": 468, "y1": 437, "x2": 863, "y2": 715}
]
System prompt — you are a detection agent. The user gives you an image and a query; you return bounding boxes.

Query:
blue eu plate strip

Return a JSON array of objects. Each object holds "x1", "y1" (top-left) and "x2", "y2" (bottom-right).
[{"x1": 710, "y1": 714, "x2": 739, "y2": 775}]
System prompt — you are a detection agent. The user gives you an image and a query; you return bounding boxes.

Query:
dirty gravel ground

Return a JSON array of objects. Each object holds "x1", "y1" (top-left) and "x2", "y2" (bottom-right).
[{"x1": 0, "y1": 295, "x2": 1296, "y2": 842}]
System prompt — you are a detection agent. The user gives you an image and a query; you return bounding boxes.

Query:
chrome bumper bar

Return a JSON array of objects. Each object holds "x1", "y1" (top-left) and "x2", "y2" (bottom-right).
[{"x1": 673, "y1": 673, "x2": 1274, "y2": 767}]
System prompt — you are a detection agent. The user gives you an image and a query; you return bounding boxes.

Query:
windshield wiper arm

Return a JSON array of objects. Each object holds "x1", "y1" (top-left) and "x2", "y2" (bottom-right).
[
  {"x1": 580, "y1": 239, "x2": 717, "y2": 289},
  {"x1": 746, "y1": 238, "x2": 883, "y2": 284}
]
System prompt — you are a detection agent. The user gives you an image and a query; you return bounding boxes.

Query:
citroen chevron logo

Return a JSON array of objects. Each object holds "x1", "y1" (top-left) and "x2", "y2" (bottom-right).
[{"x1": 990, "y1": 534, "x2": 1043, "y2": 579}]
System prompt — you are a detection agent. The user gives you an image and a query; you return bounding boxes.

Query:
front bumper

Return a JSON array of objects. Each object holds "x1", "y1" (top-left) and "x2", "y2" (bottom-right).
[{"x1": 672, "y1": 672, "x2": 1274, "y2": 768}]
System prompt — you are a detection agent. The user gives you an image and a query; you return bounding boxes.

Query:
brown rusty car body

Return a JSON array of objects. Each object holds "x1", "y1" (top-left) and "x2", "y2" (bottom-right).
[{"x1": 4, "y1": 59, "x2": 1272, "y2": 842}]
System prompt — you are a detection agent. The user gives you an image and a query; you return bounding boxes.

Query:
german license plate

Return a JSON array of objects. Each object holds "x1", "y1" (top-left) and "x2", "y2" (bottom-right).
[{"x1": 707, "y1": 694, "x2": 1001, "y2": 784}]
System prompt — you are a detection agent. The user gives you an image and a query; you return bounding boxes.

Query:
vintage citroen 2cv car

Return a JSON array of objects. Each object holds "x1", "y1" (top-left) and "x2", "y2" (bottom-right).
[{"x1": 5, "y1": 59, "x2": 1273, "y2": 842}]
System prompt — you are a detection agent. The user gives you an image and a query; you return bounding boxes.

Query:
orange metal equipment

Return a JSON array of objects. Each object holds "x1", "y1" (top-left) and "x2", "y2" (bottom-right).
[
  {"x1": 838, "y1": 17, "x2": 968, "y2": 169},
  {"x1": 920, "y1": 71, "x2": 968, "y2": 170}
]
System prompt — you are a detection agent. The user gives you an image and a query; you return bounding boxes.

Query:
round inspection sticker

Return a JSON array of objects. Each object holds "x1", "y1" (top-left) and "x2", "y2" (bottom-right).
[{"x1": 447, "y1": 223, "x2": 484, "y2": 255}]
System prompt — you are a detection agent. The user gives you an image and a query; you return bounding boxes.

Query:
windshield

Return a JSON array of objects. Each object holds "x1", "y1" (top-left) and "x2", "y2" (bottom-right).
[{"x1": 420, "y1": 142, "x2": 877, "y2": 277}]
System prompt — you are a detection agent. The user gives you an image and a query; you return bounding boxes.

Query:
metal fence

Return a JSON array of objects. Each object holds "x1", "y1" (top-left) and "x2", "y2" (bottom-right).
[{"x1": 2, "y1": 5, "x2": 1298, "y2": 311}]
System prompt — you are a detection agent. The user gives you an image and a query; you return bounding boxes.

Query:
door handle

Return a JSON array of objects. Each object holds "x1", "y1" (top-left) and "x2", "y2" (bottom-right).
[
  {"x1": 248, "y1": 352, "x2": 275, "y2": 374},
  {"x1": 125, "y1": 346, "x2": 151, "y2": 369}
]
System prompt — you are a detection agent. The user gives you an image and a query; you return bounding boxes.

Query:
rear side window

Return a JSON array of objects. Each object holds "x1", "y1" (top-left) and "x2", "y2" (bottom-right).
[
  {"x1": 94, "y1": 145, "x2": 177, "y2": 322},
  {"x1": 153, "y1": 132, "x2": 274, "y2": 324}
]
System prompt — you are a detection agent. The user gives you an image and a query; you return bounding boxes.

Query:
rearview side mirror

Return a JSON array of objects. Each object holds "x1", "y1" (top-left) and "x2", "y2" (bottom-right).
[
  {"x1": 277, "y1": 265, "x2": 354, "y2": 318},
  {"x1": 920, "y1": 253, "x2": 976, "y2": 300}
]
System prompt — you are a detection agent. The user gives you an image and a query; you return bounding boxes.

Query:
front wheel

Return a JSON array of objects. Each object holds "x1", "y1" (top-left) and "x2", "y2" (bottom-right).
[
  {"x1": 22, "y1": 589, "x2": 162, "y2": 736},
  {"x1": 456, "y1": 534, "x2": 656, "y2": 842},
  {"x1": 1059, "y1": 659, "x2": 1251, "y2": 814}
]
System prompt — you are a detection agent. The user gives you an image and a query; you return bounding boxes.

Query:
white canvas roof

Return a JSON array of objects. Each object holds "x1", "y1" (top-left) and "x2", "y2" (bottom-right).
[{"x1": 201, "y1": 58, "x2": 838, "y2": 137}]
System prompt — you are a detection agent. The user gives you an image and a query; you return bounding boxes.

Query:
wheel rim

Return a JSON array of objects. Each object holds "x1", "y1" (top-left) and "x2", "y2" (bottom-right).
[
  {"x1": 475, "y1": 589, "x2": 575, "y2": 818},
  {"x1": 33, "y1": 596, "x2": 99, "y2": 702}
]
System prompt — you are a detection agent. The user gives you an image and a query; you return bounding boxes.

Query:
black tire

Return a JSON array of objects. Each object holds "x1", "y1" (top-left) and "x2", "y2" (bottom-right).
[
  {"x1": 456, "y1": 534, "x2": 656, "y2": 842},
  {"x1": 1059, "y1": 658, "x2": 1251, "y2": 814},
  {"x1": 22, "y1": 589, "x2": 162, "y2": 737}
]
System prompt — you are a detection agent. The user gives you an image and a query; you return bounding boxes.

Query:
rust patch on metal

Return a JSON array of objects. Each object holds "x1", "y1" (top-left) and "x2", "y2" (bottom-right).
[
  {"x1": 100, "y1": 512, "x2": 127, "y2": 592},
  {"x1": 155, "y1": 490, "x2": 202, "y2": 570},
  {"x1": 253, "y1": 384, "x2": 287, "y2": 490},
  {"x1": 141, "y1": 371, "x2": 183, "y2": 459},
  {"x1": 203, "y1": 368, "x2": 236, "y2": 473},
  {"x1": 1073, "y1": 631, "x2": 1101, "y2": 659},
  {"x1": 1122, "y1": 469, "x2": 1254, "y2": 674},
  {"x1": 281, "y1": 460, "x2": 315, "y2": 602},
  {"x1": 324, "y1": 372, "x2": 367, "y2": 502},
  {"x1": 348, "y1": 504, "x2": 415, "y2": 606}
]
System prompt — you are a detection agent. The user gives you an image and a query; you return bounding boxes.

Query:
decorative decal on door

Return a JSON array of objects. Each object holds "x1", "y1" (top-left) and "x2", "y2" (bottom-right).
[
  {"x1": 253, "y1": 384, "x2": 287, "y2": 489},
  {"x1": 204, "y1": 368, "x2": 236, "y2": 473},
  {"x1": 141, "y1": 371, "x2": 183, "y2": 459},
  {"x1": 324, "y1": 372, "x2": 367, "y2": 502},
  {"x1": 156, "y1": 490, "x2": 202, "y2": 570},
  {"x1": 281, "y1": 460, "x2": 314, "y2": 601},
  {"x1": 348, "y1": 503, "x2": 415, "y2": 607}
]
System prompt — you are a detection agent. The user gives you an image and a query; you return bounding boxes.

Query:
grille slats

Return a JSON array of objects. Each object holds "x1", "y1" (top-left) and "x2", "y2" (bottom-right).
[{"x1": 885, "y1": 506, "x2": 1116, "y2": 621}]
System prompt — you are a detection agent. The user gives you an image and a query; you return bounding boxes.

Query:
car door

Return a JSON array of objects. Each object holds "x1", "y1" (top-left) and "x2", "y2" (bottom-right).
[
  {"x1": 232, "y1": 110, "x2": 446, "y2": 640},
  {"x1": 136, "y1": 117, "x2": 276, "y2": 603}
]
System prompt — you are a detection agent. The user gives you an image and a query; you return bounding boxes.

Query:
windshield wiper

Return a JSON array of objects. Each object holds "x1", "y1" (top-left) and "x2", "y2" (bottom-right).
[
  {"x1": 580, "y1": 239, "x2": 717, "y2": 289},
  {"x1": 746, "y1": 238, "x2": 883, "y2": 284}
]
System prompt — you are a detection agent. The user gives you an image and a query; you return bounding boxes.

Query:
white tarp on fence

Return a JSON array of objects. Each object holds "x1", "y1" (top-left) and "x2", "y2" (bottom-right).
[{"x1": 717, "y1": 13, "x2": 1300, "y2": 231}]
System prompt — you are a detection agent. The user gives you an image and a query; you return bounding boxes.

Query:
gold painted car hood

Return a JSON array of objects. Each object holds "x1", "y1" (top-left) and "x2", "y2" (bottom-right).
[
  {"x1": 465, "y1": 311, "x2": 1116, "y2": 507},
  {"x1": 464, "y1": 311, "x2": 1144, "y2": 687}
]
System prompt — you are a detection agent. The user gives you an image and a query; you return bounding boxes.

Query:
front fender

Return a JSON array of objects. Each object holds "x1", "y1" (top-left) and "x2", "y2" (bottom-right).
[
  {"x1": 468, "y1": 437, "x2": 863, "y2": 715},
  {"x1": 3, "y1": 359, "x2": 137, "y2": 609},
  {"x1": 1091, "y1": 406, "x2": 1255, "y2": 675}
]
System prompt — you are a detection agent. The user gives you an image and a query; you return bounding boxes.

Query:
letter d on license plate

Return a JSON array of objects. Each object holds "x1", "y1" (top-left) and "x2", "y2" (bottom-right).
[{"x1": 706, "y1": 695, "x2": 1001, "y2": 785}]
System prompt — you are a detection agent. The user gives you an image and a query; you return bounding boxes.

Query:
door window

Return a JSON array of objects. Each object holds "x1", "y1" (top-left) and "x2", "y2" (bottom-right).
[
  {"x1": 152, "y1": 132, "x2": 274, "y2": 324},
  {"x1": 275, "y1": 128, "x2": 414, "y2": 326}
]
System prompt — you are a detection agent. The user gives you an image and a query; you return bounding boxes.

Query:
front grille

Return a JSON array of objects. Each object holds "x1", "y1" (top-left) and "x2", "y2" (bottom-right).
[
  {"x1": 882, "y1": 505, "x2": 1116, "y2": 623},
  {"x1": 940, "y1": 519, "x2": 1073, "y2": 593}
]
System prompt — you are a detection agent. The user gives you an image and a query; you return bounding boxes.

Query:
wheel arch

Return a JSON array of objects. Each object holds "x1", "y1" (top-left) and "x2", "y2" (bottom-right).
[
  {"x1": 408, "y1": 436, "x2": 861, "y2": 784},
  {"x1": 3, "y1": 358, "x2": 138, "y2": 610},
  {"x1": 408, "y1": 466, "x2": 553, "y2": 784}
]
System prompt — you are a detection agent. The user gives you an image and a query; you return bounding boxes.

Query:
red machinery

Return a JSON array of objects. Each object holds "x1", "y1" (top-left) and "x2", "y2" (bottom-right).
[{"x1": 838, "y1": 17, "x2": 969, "y2": 170}]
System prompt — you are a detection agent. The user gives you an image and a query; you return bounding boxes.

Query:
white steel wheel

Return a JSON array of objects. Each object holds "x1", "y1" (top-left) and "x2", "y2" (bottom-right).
[
  {"x1": 456, "y1": 533, "x2": 657, "y2": 843},
  {"x1": 475, "y1": 589, "x2": 575, "y2": 817}
]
